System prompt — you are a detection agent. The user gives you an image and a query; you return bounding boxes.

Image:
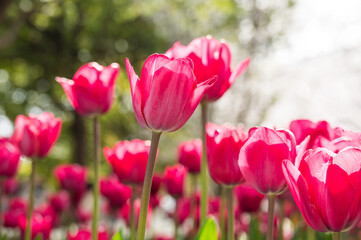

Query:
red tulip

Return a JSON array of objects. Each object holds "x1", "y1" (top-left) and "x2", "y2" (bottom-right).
[
  {"x1": 48, "y1": 191, "x2": 70, "y2": 213},
  {"x1": 68, "y1": 227, "x2": 109, "y2": 240},
  {"x1": 104, "y1": 139, "x2": 152, "y2": 185},
  {"x1": 12, "y1": 112, "x2": 61, "y2": 158},
  {"x1": 164, "y1": 164, "x2": 187, "y2": 197},
  {"x1": 3, "y1": 198, "x2": 27, "y2": 228},
  {"x1": 35, "y1": 203, "x2": 58, "y2": 228},
  {"x1": 175, "y1": 197, "x2": 191, "y2": 224},
  {"x1": 178, "y1": 139, "x2": 202, "y2": 174},
  {"x1": 151, "y1": 173, "x2": 163, "y2": 195},
  {"x1": 56, "y1": 62, "x2": 120, "y2": 117},
  {"x1": 282, "y1": 147, "x2": 361, "y2": 232},
  {"x1": 18, "y1": 213, "x2": 52, "y2": 240},
  {"x1": 125, "y1": 54, "x2": 215, "y2": 132},
  {"x1": 100, "y1": 176, "x2": 132, "y2": 208},
  {"x1": 238, "y1": 127, "x2": 296, "y2": 195},
  {"x1": 54, "y1": 164, "x2": 87, "y2": 206},
  {"x1": 0, "y1": 138, "x2": 20, "y2": 178},
  {"x1": 165, "y1": 36, "x2": 250, "y2": 101},
  {"x1": 206, "y1": 123, "x2": 247, "y2": 186},
  {"x1": 234, "y1": 183, "x2": 264, "y2": 213},
  {"x1": 4, "y1": 177, "x2": 19, "y2": 195}
]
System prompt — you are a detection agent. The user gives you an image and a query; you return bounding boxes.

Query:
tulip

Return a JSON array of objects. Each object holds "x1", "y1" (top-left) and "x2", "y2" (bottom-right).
[
  {"x1": 18, "y1": 213, "x2": 52, "y2": 240},
  {"x1": 239, "y1": 126, "x2": 296, "y2": 240},
  {"x1": 49, "y1": 191, "x2": 71, "y2": 213},
  {"x1": 0, "y1": 138, "x2": 20, "y2": 178},
  {"x1": 56, "y1": 62, "x2": 120, "y2": 117},
  {"x1": 57, "y1": 62, "x2": 120, "y2": 240},
  {"x1": 104, "y1": 140, "x2": 151, "y2": 186},
  {"x1": 68, "y1": 228, "x2": 109, "y2": 240},
  {"x1": 234, "y1": 184, "x2": 264, "y2": 213},
  {"x1": 12, "y1": 112, "x2": 61, "y2": 240},
  {"x1": 151, "y1": 174, "x2": 163, "y2": 195},
  {"x1": 3, "y1": 198, "x2": 27, "y2": 228},
  {"x1": 178, "y1": 139, "x2": 202, "y2": 174},
  {"x1": 164, "y1": 164, "x2": 187, "y2": 198},
  {"x1": 4, "y1": 177, "x2": 19, "y2": 195},
  {"x1": 125, "y1": 53, "x2": 214, "y2": 240},
  {"x1": 35, "y1": 203, "x2": 58, "y2": 228},
  {"x1": 166, "y1": 37, "x2": 250, "y2": 222},
  {"x1": 282, "y1": 147, "x2": 361, "y2": 239},
  {"x1": 76, "y1": 207, "x2": 92, "y2": 224},
  {"x1": 100, "y1": 176, "x2": 132, "y2": 209},
  {"x1": 54, "y1": 164, "x2": 87, "y2": 207}
]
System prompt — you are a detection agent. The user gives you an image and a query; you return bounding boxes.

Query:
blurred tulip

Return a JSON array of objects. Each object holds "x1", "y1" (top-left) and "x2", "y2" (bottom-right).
[
  {"x1": 164, "y1": 164, "x2": 187, "y2": 198},
  {"x1": 175, "y1": 197, "x2": 191, "y2": 224},
  {"x1": 12, "y1": 112, "x2": 62, "y2": 158},
  {"x1": 18, "y1": 213, "x2": 52, "y2": 240},
  {"x1": 119, "y1": 199, "x2": 152, "y2": 227},
  {"x1": 4, "y1": 177, "x2": 19, "y2": 195},
  {"x1": 54, "y1": 164, "x2": 87, "y2": 206},
  {"x1": 56, "y1": 62, "x2": 120, "y2": 117},
  {"x1": 48, "y1": 191, "x2": 70, "y2": 213},
  {"x1": 283, "y1": 147, "x2": 361, "y2": 232},
  {"x1": 125, "y1": 54, "x2": 215, "y2": 132},
  {"x1": 206, "y1": 123, "x2": 247, "y2": 186},
  {"x1": 76, "y1": 207, "x2": 92, "y2": 224},
  {"x1": 239, "y1": 127, "x2": 296, "y2": 195},
  {"x1": 165, "y1": 36, "x2": 250, "y2": 101},
  {"x1": 68, "y1": 227, "x2": 109, "y2": 240},
  {"x1": 151, "y1": 174, "x2": 163, "y2": 195},
  {"x1": 2, "y1": 198, "x2": 27, "y2": 228},
  {"x1": 100, "y1": 176, "x2": 132, "y2": 209},
  {"x1": 178, "y1": 139, "x2": 202, "y2": 174},
  {"x1": 35, "y1": 203, "x2": 58, "y2": 228},
  {"x1": 0, "y1": 138, "x2": 20, "y2": 178},
  {"x1": 104, "y1": 140, "x2": 151, "y2": 185},
  {"x1": 234, "y1": 184, "x2": 265, "y2": 213}
]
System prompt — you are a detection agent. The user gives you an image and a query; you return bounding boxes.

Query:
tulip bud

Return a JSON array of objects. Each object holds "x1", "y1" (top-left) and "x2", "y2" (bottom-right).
[
  {"x1": 0, "y1": 138, "x2": 20, "y2": 178},
  {"x1": 178, "y1": 139, "x2": 202, "y2": 174},
  {"x1": 164, "y1": 164, "x2": 187, "y2": 198}
]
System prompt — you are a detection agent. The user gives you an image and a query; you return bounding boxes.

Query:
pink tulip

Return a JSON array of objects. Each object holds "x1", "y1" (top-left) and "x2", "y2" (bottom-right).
[
  {"x1": 100, "y1": 176, "x2": 132, "y2": 208},
  {"x1": 282, "y1": 147, "x2": 361, "y2": 232},
  {"x1": 206, "y1": 123, "x2": 247, "y2": 186},
  {"x1": 178, "y1": 139, "x2": 202, "y2": 174},
  {"x1": 104, "y1": 139, "x2": 151, "y2": 185},
  {"x1": 12, "y1": 112, "x2": 61, "y2": 158},
  {"x1": 56, "y1": 62, "x2": 120, "y2": 117},
  {"x1": 35, "y1": 203, "x2": 58, "y2": 228},
  {"x1": 4, "y1": 177, "x2": 19, "y2": 195},
  {"x1": 18, "y1": 213, "x2": 52, "y2": 240},
  {"x1": 234, "y1": 183, "x2": 264, "y2": 213},
  {"x1": 68, "y1": 227, "x2": 109, "y2": 240},
  {"x1": 165, "y1": 36, "x2": 250, "y2": 101},
  {"x1": 125, "y1": 54, "x2": 215, "y2": 132},
  {"x1": 238, "y1": 127, "x2": 296, "y2": 195},
  {"x1": 75, "y1": 207, "x2": 92, "y2": 224},
  {"x1": 54, "y1": 164, "x2": 87, "y2": 206},
  {"x1": 0, "y1": 138, "x2": 20, "y2": 178},
  {"x1": 164, "y1": 164, "x2": 187, "y2": 198},
  {"x1": 3, "y1": 198, "x2": 27, "y2": 228},
  {"x1": 151, "y1": 174, "x2": 163, "y2": 195},
  {"x1": 48, "y1": 191, "x2": 70, "y2": 213}
]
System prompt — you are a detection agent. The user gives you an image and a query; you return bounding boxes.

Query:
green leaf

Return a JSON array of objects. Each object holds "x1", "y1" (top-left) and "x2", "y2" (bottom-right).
[
  {"x1": 34, "y1": 235, "x2": 43, "y2": 240},
  {"x1": 1, "y1": 234, "x2": 7, "y2": 240},
  {"x1": 112, "y1": 230, "x2": 123, "y2": 240},
  {"x1": 195, "y1": 216, "x2": 218, "y2": 240}
]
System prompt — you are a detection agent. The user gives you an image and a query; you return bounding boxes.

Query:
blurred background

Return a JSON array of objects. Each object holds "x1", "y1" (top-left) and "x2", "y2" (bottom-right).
[{"x1": 1, "y1": 0, "x2": 360, "y2": 181}]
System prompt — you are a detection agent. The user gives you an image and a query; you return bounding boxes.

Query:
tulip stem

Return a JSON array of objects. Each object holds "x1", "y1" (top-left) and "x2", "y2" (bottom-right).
[
  {"x1": 306, "y1": 226, "x2": 315, "y2": 240},
  {"x1": 266, "y1": 195, "x2": 276, "y2": 240},
  {"x1": 130, "y1": 186, "x2": 136, "y2": 240},
  {"x1": 92, "y1": 117, "x2": 101, "y2": 240},
  {"x1": 25, "y1": 160, "x2": 36, "y2": 240},
  {"x1": 333, "y1": 232, "x2": 341, "y2": 240},
  {"x1": 200, "y1": 100, "x2": 208, "y2": 222},
  {"x1": 136, "y1": 131, "x2": 162, "y2": 240},
  {"x1": 220, "y1": 187, "x2": 226, "y2": 240},
  {"x1": 190, "y1": 174, "x2": 198, "y2": 238},
  {"x1": 226, "y1": 187, "x2": 234, "y2": 240}
]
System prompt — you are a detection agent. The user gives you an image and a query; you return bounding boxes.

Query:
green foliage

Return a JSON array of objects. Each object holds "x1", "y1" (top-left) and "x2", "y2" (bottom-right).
[
  {"x1": 112, "y1": 230, "x2": 123, "y2": 240},
  {"x1": 195, "y1": 216, "x2": 218, "y2": 240}
]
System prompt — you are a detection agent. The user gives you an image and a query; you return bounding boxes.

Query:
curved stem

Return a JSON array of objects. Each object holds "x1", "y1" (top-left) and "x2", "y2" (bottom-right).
[
  {"x1": 226, "y1": 187, "x2": 234, "y2": 240},
  {"x1": 200, "y1": 100, "x2": 208, "y2": 222},
  {"x1": 130, "y1": 186, "x2": 136, "y2": 240},
  {"x1": 92, "y1": 117, "x2": 100, "y2": 240},
  {"x1": 220, "y1": 187, "x2": 226, "y2": 240},
  {"x1": 136, "y1": 131, "x2": 162, "y2": 240},
  {"x1": 266, "y1": 195, "x2": 275, "y2": 240},
  {"x1": 25, "y1": 160, "x2": 36, "y2": 240},
  {"x1": 333, "y1": 232, "x2": 341, "y2": 240}
]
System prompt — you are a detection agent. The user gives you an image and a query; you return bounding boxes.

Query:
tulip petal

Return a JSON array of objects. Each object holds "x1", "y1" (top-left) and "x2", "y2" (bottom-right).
[
  {"x1": 282, "y1": 160, "x2": 329, "y2": 232},
  {"x1": 295, "y1": 136, "x2": 310, "y2": 168},
  {"x1": 56, "y1": 77, "x2": 78, "y2": 111},
  {"x1": 73, "y1": 62, "x2": 102, "y2": 85},
  {"x1": 229, "y1": 58, "x2": 250, "y2": 86}
]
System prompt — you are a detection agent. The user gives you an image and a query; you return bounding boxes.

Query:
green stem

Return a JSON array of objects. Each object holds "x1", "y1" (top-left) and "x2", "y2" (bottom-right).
[
  {"x1": 25, "y1": 160, "x2": 36, "y2": 240},
  {"x1": 200, "y1": 100, "x2": 208, "y2": 222},
  {"x1": 266, "y1": 195, "x2": 275, "y2": 240},
  {"x1": 306, "y1": 226, "x2": 315, "y2": 240},
  {"x1": 220, "y1": 187, "x2": 226, "y2": 240},
  {"x1": 279, "y1": 199, "x2": 284, "y2": 240},
  {"x1": 130, "y1": 186, "x2": 136, "y2": 240},
  {"x1": 226, "y1": 187, "x2": 234, "y2": 240},
  {"x1": 190, "y1": 174, "x2": 198, "y2": 238},
  {"x1": 333, "y1": 232, "x2": 341, "y2": 240},
  {"x1": 92, "y1": 117, "x2": 100, "y2": 240},
  {"x1": 136, "y1": 131, "x2": 162, "y2": 240}
]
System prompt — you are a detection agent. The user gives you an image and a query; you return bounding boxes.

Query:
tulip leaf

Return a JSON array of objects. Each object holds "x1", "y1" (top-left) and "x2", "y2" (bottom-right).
[
  {"x1": 195, "y1": 216, "x2": 218, "y2": 240},
  {"x1": 34, "y1": 235, "x2": 43, "y2": 240},
  {"x1": 112, "y1": 230, "x2": 123, "y2": 240}
]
